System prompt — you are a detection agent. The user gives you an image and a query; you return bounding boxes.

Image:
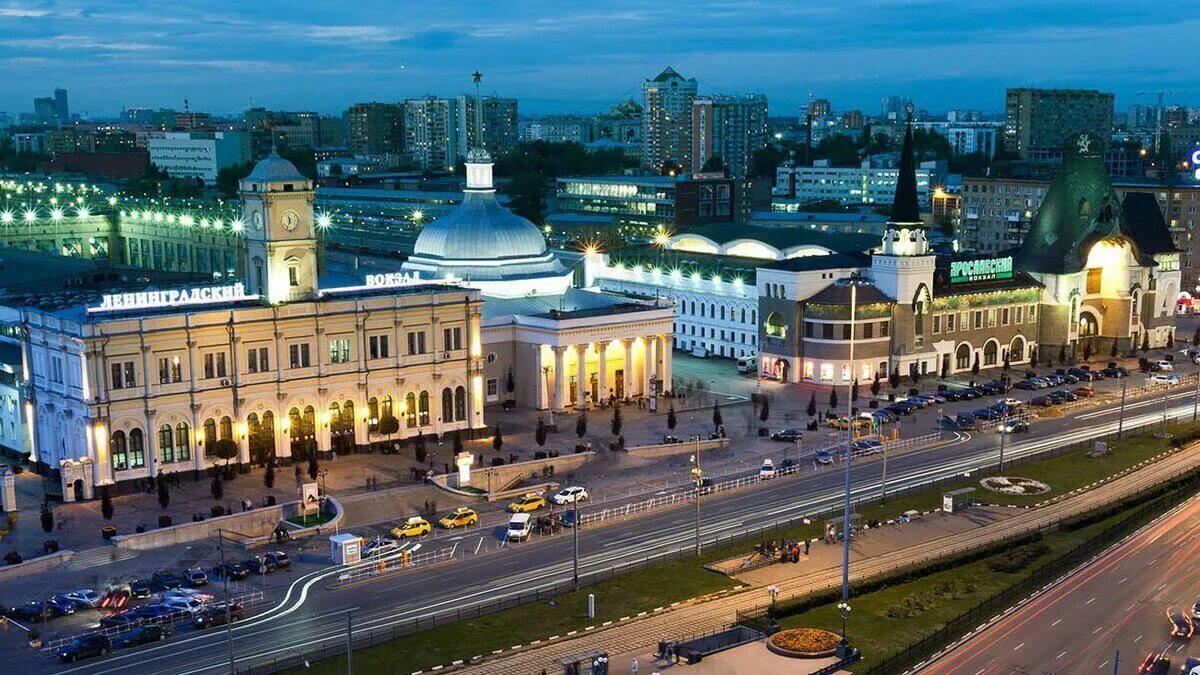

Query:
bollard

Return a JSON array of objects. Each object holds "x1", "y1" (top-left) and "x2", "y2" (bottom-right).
[{"x1": 588, "y1": 593, "x2": 595, "y2": 619}]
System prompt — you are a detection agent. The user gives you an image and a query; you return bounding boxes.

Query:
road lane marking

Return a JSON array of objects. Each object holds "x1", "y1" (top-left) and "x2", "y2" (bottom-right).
[
  {"x1": 1057, "y1": 651, "x2": 1068, "y2": 659},
  {"x1": 1119, "y1": 577, "x2": 1127, "y2": 584},
  {"x1": 1052, "y1": 618, "x2": 1062, "y2": 626},
  {"x1": 1135, "y1": 634, "x2": 1143, "y2": 642},
  {"x1": 1014, "y1": 642, "x2": 1024, "y2": 651},
  {"x1": 1086, "y1": 596, "x2": 1096, "y2": 604},
  {"x1": 1092, "y1": 626, "x2": 1103, "y2": 634}
]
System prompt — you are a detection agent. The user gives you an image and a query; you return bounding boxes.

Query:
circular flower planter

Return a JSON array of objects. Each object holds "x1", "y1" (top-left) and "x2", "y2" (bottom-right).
[
  {"x1": 766, "y1": 628, "x2": 841, "y2": 658},
  {"x1": 980, "y1": 476, "x2": 1051, "y2": 496}
]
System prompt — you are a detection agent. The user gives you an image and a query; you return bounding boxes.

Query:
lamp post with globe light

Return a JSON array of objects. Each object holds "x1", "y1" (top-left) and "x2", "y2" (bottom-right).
[{"x1": 837, "y1": 601, "x2": 851, "y2": 642}]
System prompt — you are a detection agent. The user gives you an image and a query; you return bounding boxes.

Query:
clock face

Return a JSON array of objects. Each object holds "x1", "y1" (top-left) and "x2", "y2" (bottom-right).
[
  {"x1": 252, "y1": 211, "x2": 263, "y2": 229},
  {"x1": 281, "y1": 210, "x2": 300, "y2": 231}
]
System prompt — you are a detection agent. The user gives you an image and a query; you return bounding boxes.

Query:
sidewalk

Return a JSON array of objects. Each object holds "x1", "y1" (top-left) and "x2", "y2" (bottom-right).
[{"x1": 453, "y1": 441, "x2": 1200, "y2": 673}]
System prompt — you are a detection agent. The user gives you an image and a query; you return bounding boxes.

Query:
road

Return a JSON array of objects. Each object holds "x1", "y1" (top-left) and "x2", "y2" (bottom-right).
[
  {"x1": 919, "y1": 493, "x2": 1200, "y2": 675},
  {"x1": 37, "y1": 375, "x2": 1200, "y2": 675}
]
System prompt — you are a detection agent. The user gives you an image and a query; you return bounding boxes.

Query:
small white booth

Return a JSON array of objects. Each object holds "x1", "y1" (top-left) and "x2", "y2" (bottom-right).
[{"x1": 330, "y1": 533, "x2": 363, "y2": 565}]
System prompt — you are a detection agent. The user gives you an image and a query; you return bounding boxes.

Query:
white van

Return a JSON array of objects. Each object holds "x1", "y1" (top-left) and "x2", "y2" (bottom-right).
[
  {"x1": 506, "y1": 513, "x2": 532, "y2": 542},
  {"x1": 691, "y1": 344, "x2": 710, "y2": 359},
  {"x1": 736, "y1": 355, "x2": 757, "y2": 374}
]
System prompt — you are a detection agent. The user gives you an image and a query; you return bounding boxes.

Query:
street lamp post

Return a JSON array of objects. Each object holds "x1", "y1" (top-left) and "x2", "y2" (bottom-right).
[
  {"x1": 840, "y1": 280, "x2": 857, "y2": 607},
  {"x1": 690, "y1": 453, "x2": 703, "y2": 557},
  {"x1": 1117, "y1": 377, "x2": 1127, "y2": 438},
  {"x1": 998, "y1": 412, "x2": 1007, "y2": 472},
  {"x1": 837, "y1": 601, "x2": 851, "y2": 642},
  {"x1": 1193, "y1": 371, "x2": 1199, "y2": 422},
  {"x1": 572, "y1": 498, "x2": 581, "y2": 591}
]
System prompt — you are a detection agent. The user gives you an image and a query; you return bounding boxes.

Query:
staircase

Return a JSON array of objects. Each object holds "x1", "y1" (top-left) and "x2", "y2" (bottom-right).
[
  {"x1": 66, "y1": 546, "x2": 139, "y2": 571},
  {"x1": 337, "y1": 488, "x2": 431, "y2": 529}
]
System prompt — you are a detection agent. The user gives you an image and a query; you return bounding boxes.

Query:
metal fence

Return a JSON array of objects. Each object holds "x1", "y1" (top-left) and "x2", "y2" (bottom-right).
[
  {"x1": 329, "y1": 546, "x2": 458, "y2": 589},
  {"x1": 239, "y1": 413, "x2": 1195, "y2": 675}
]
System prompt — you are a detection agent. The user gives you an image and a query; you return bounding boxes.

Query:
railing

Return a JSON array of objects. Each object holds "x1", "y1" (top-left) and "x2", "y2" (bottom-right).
[
  {"x1": 328, "y1": 546, "x2": 458, "y2": 589},
  {"x1": 238, "y1": 413, "x2": 1194, "y2": 675}
]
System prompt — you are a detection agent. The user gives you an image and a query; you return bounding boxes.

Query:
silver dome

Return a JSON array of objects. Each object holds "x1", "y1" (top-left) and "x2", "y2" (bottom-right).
[
  {"x1": 245, "y1": 149, "x2": 308, "y2": 183},
  {"x1": 412, "y1": 191, "x2": 547, "y2": 261}
]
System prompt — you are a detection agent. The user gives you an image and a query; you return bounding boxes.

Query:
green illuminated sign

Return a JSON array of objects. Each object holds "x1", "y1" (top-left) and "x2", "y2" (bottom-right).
[{"x1": 949, "y1": 256, "x2": 1013, "y2": 284}]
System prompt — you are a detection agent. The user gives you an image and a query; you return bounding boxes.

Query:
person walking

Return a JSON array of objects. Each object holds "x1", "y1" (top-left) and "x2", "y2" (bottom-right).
[{"x1": 630, "y1": 656, "x2": 639, "y2": 674}]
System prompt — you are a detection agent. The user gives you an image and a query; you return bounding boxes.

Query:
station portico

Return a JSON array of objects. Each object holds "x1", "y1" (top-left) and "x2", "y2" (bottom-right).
[{"x1": 533, "y1": 333, "x2": 674, "y2": 411}]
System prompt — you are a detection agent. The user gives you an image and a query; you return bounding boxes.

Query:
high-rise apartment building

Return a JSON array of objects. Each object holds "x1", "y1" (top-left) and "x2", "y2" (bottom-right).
[
  {"x1": 346, "y1": 102, "x2": 404, "y2": 158},
  {"x1": 1004, "y1": 88, "x2": 1114, "y2": 161},
  {"x1": 642, "y1": 67, "x2": 697, "y2": 172},
  {"x1": 33, "y1": 97, "x2": 55, "y2": 124},
  {"x1": 403, "y1": 96, "x2": 458, "y2": 172},
  {"x1": 54, "y1": 88, "x2": 69, "y2": 122},
  {"x1": 691, "y1": 94, "x2": 768, "y2": 178},
  {"x1": 455, "y1": 96, "x2": 518, "y2": 157}
]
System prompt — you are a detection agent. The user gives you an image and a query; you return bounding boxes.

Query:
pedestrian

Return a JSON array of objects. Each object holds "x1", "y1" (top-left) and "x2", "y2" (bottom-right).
[
  {"x1": 804, "y1": 539, "x2": 810, "y2": 555},
  {"x1": 630, "y1": 656, "x2": 639, "y2": 674}
]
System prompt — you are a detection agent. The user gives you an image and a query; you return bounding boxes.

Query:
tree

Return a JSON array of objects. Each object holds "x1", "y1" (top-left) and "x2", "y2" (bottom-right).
[
  {"x1": 214, "y1": 439, "x2": 238, "y2": 471},
  {"x1": 263, "y1": 459, "x2": 276, "y2": 492},
  {"x1": 492, "y1": 424, "x2": 504, "y2": 453},
  {"x1": 658, "y1": 159, "x2": 682, "y2": 176},
  {"x1": 1167, "y1": 332, "x2": 1175, "y2": 349},
  {"x1": 1059, "y1": 344, "x2": 1068, "y2": 363},
  {"x1": 759, "y1": 398, "x2": 771, "y2": 423},
  {"x1": 157, "y1": 474, "x2": 170, "y2": 509},
  {"x1": 871, "y1": 373, "x2": 881, "y2": 396},
  {"x1": 667, "y1": 406, "x2": 677, "y2": 431},
  {"x1": 535, "y1": 418, "x2": 547, "y2": 448},
  {"x1": 1028, "y1": 345, "x2": 1038, "y2": 366},
  {"x1": 100, "y1": 487, "x2": 114, "y2": 521},
  {"x1": 910, "y1": 363, "x2": 921, "y2": 383},
  {"x1": 505, "y1": 369, "x2": 516, "y2": 396},
  {"x1": 611, "y1": 405, "x2": 623, "y2": 436},
  {"x1": 806, "y1": 392, "x2": 817, "y2": 417},
  {"x1": 307, "y1": 455, "x2": 319, "y2": 481},
  {"x1": 1141, "y1": 332, "x2": 1150, "y2": 353},
  {"x1": 829, "y1": 388, "x2": 839, "y2": 409},
  {"x1": 712, "y1": 402, "x2": 723, "y2": 430},
  {"x1": 210, "y1": 475, "x2": 224, "y2": 501},
  {"x1": 1083, "y1": 340, "x2": 1094, "y2": 362},
  {"x1": 500, "y1": 170, "x2": 549, "y2": 224},
  {"x1": 215, "y1": 161, "x2": 255, "y2": 197},
  {"x1": 1002, "y1": 355, "x2": 1010, "y2": 372},
  {"x1": 40, "y1": 502, "x2": 53, "y2": 534},
  {"x1": 1110, "y1": 340, "x2": 1119, "y2": 359},
  {"x1": 889, "y1": 368, "x2": 900, "y2": 389},
  {"x1": 414, "y1": 434, "x2": 428, "y2": 464},
  {"x1": 453, "y1": 430, "x2": 464, "y2": 455},
  {"x1": 700, "y1": 154, "x2": 727, "y2": 175},
  {"x1": 851, "y1": 379, "x2": 859, "y2": 402},
  {"x1": 749, "y1": 145, "x2": 787, "y2": 179},
  {"x1": 972, "y1": 354, "x2": 980, "y2": 375},
  {"x1": 575, "y1": 411, "x2": 588, "y2": 441},
  {"x1": 378, "y1": 415, "x2": 400, "y2": 438}
]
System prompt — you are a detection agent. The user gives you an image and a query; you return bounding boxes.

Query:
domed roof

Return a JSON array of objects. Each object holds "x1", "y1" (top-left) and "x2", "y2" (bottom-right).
[
  {"x1": 245, "y1": 149, "x2": 308, "y2": 183},
  {"x1": 412, "y1": 191, "x2": 548, "y2": 261}
]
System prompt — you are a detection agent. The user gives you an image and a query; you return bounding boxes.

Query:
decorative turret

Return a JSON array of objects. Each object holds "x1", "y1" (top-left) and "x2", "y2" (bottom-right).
[{"x1": 870, "y1": 102, "x2": 935, "y2": 304}]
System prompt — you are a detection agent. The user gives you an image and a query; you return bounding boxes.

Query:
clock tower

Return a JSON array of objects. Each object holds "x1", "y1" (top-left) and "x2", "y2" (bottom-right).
[{"x1": 239, "y1": 149, "x2": 319, "y2": 304}]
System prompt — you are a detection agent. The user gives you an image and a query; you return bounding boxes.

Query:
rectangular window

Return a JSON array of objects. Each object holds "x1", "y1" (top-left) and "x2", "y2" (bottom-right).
[
  {"x1": 804, "y1": 322, "x2": 814, "y2": 338},
  {"x1": 946, "y1": 313, "x2": 955, "y2": 332},
  {"x1": 1015, "y1": 306, "x2": 1024, "y2": 324},
  {"x1": 932, "y1": 316, "x2": 941, "y2": 334},
  {"x1": 157, "y1": 356, "x2": 182, "y2": 384},
  {"x1": 442, "y1": 326, "x2": 463, "y2": 351},
  {"x1": 864, "y1": 323, "x2": 874, "y2": 339},
  {"x1": 486, "y1": 378, "x2": 499, "y2": 400},
  {"x1": 973, "y1": 311, "x2": 983, "y2": 329},
  {"x1": 50, "y1": 356, "x2": 63, "y2": 384},
  {"x1": 880, "y1": 321, "x2": 889, "y2": 337},
  {"x1": 407, "y1": 331, "x2": 428, "y2": 355},
  {"x1": 330, "y1": 338, "x2": 351, "y2": 364},
  {"x1": 369, "y1": 334, "x2": 390, "y2": 360},
  {"x1": 203, "y1": 353, "x2": 228, "y2": 379},
  {"x1": 289, "y1": 343, "x2": 311, "y2": 368},
  {"x1": 110, "y1": 360, "x2": 136, "y2": 389},
  {"x1": 1086, "y1": 267, "x2": 1102, "y2": 294},
  {"x1": 842, "y1": 324, "x2": 851, "y2": 340},
  {"x1": 822, "y1": 324, "x2": 834, "y2": 340},
  {"x1": 988, "y1": 309, "x2": 997, "y2": 328},
  {"x1": 248, "y1": 347, "x2": 269, "y2": 373},
  {"x1": 1001, "y1": 308, "x2": 1010, "y2": 325},
  {"x1": 1028, "y1": 305, "x2": 1037, "y2": 323}
]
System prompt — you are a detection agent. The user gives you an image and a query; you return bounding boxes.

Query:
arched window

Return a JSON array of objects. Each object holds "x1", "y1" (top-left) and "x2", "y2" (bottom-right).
[
  {"x1": 331, "y1": 401, "x2": 355, "y2": 454},
  {"x1": 302, "y1": 406, "x2": 316, "y2": 438},
  {"x1": 955, "y1": 343, "x2": 972, "y2": 370},
  {"x1": 740, "y1": 308, "x2": 746, "y2": 323},
  {"x1": 689, "y1": 301, "x2": 695, "y2": 315},
  {"x1": 455, "y1": 385, "x2": 467, "y2": 421},
  {"x1": 158, "y1": 424, "x2": 174, "y2": 463},
  {"x1": 441, "y1": 388, "x2": 453, "y2": 422},
  {"x1": 418, "y1": 391, "x2": 430, "y2": 426},
  {"x1": 288, "y1": 407, "x2": 303, "y2": 457},
  {"x1": 1009, "y1": 336, "x2": 1025, "y2": 362},
  {"x1": 367, "y1": 397, "x2": 379, "y2": 432},
  {"x1": 709, "y1": 303, "x2": 716, "y2": 318},
  {"x1": 1131, "y1": 291, "x2": 1139, "y2": 317},
  {"x1": 219, "y1": 416, "x2": 233, "y2": 441},
  {"x1": 381, "y1": 395, "x2": 394, "y2": 419},
  {"x1": 700, "y1": 303, "x2": 706, "y2": 318},
  {"x1": 1079, "y1": 312, "x2": 1099, "y2": 337},
  {"x1": 405, "y1": 392, "x2": 417, "y2": 428},
  {"x1": 175, "y1": 422, "x2": 191, "y2": 461},
  {"x1": 720, "y1": 306, "x2": 726, "y2": 320},
  {"x1": 203, "y1": 418, "x2": 217, "y2": 457},
  {"x1": 983, "y1": 341, "x2": 998, "y2": 366},
  {"x1": 765, "y1": 312, "x2": 787, "y2": 338},
  {"x1": 129, "y1": 428, "x2": 145, "y2": 468},
  {"x1": 110, "y1": 430, "x2": 128, "y2": 471},
  {"x1": 751, "y1": 310, "x2": 757, "y2": 325}
]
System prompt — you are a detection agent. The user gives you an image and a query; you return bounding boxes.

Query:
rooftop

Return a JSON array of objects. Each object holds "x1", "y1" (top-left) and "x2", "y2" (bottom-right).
[{"x1": 675, "y1": 223, "x2": 879, "y2": 253}]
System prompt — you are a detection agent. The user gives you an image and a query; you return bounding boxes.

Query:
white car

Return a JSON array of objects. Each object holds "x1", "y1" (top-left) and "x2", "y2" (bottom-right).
[
  {"x1": 551, "y1": 486, "x2": 589, "y2": 505},
  {"x1": 362, "y1": 538, "x2": 399, "y2": 559},
  {"x1": 759, "y1": 459, "x2": 777, "y2": 479},
  {"x1": 63, "y1": 589, "x2": 101, "y2": 609},
  {"x1": 1153, "y1": 360, "x2": 1174, "y2": 372},
  {"x1": 160, "y1": 597, "x2": 205, "y2": 615},
  {"x1": 1149, "y1": 373, "x2": 1180, "y2": 386},
  {"x1": 997, "y1": 398, "x2": 1022, "y2": 408},
  {"x1": 163, "y1": 588, "x2": 214, "y2": 602}
]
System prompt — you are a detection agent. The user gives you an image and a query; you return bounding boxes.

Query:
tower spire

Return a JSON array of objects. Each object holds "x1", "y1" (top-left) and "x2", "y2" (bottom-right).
[
  {"x1": 472, "y1": 70, "x2": 485, "y2": 152},
  {"x1": 889, "y1": 101, "x2": 921, "y2": 225}
]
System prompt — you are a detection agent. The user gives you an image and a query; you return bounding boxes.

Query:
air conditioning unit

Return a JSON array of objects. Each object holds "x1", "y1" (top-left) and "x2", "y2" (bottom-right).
[{"x1": 220, "y1": 379, "x2": 231, "y2": 387}]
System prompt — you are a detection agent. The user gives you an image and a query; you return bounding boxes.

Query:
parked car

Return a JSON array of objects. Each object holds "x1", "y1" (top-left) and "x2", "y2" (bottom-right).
[
  {"x1": 160, "y1": 597, "x2": 204, "y2": 616},
  {"x1": 438, "y1": 507, "x2": 479, "y2": 529},
  {"x1": 244, "y1": 555, "x2": 276, "y2": 575},
  {"x1": 973, "y1": 408, "x2": 1003, "y2": 421},
  {"x1": 1149, "y1": 373, "x2": 1181, "y2": 386},
  {"x1": 63, "y1": 588, "x2": 102, "y2": 609},
  {"x1": 390, "y1": 516, "x2": 432, "y2": 539},
  {"x1": 212, "y1": 561, "x2": 250, "y2": 581},
  {"x1": 551, "y1": 486, "x2": 589, "y2": 505},
  {"x1": 871, "y1": 410, "x2": 898, "y2": 424},
  {"x1": 184, "y1": 568, "x2": 209, "y2": 587},
  {"x1": 851, "y1": 438, "x2": 884, "y2": 454},
  {"x1": 1073, "y1": 386, "x2": 1096, "y2": 398},
  {"x1": 815, "y1": 450, "x2": 834, "y2": 465},
  {"x1": 779, "y1": 458, "x2": 799, "y2": 472},
  {"x1": 151, "y1": 570, "x2": 185, "y2": 591},
  {"x1": 1067, "y1": 367, "x2": 1094, "y2": 381},
  {"x1": 1154, "y1": 360, "x2": 1175, "y2": 372},
  {"x1": 941, "y1": 389, "x2": 967, "y2": 401},
  {"x1": 1013, "y1": 380, "x2": 1037, "y2": 391},
  {"x1": 1031, "y1": 396, "x2": 1055, "y2": 407},
  {"x1": 362, "y1": 538, "x2": 399, "y2": 559},
  {"x1": 163, "y1": 588, "x2": 214, "y2": 603},
  {"x1": 7, "y1": 601, "x2": 51, "y2": 622},
  {"x1": 98, "y1": 612, "x2": 140, "y2": 629},
  {"x1": 47, "y1": 595, "x2": 78, "y2": 617},
  {"x1": 997, "y1": 419, "x2": 1030, "y2": 434},
  {"x1": 117, "y1": 624, "x2": 170, "y2": 648},
  {"x1": 758, "y1": 459, "x2": 777, "y2": 479},
  {"x1": 129, "y1": 578, "x2": 153, "y2": 598},
  {"x1": 194, "y1": 602, "x2": 245, "y2": 629},
  {"x1": 507, "y1": 493, "x2": 547, "y2": 513},
  {"x1": 770, "y1": 428, "x2": 804, "y2": 442},
  {"x1": 57, "y1": 633, "x2": 112, "y2": 662},
  {"x1": 961, "y1": 387, "x2": 984, "y2": 399},
  {"x1": 1102, "y1": 367, "x2": 1129, "y2": 378}
]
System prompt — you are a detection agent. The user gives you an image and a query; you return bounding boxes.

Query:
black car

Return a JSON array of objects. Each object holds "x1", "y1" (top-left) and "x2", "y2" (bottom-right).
[
  {"x1": 117, "y1": 624, "x2": 170, "y2": 648},
  {"x1": 1013, "y1": 380, "x2": 1036, "y2": 390},
  {"x1": 129, "y1": 578, "x2": 153, "y2": 598},
  {"x1": 151, "y1": 570, "x2": 185, "y2": 591},
  {"x1": 1067, "y1": 367, "x2": 1093, "y2": 381},
  {"x1": 973, "y1": 408, "x2": 1003, "y2": 421},
  {"x1": 941, "y1": 389, "x2": 966, "y2": 401},
  {"x1": 771, "y1": 428, "x2": 804, "y2": 442},
  {"x1": 58, "y1": 633, "x2": 112, "y2": 662},
  {"x1": 1101, "y1": 367, "x2": 1128, "y2": 378},
  {"x1": 265, "y1": 551, "x2": 291, "y2": 569},
  {"x1": 244, "y1": 555, "x2": 276, "y2": 575},
  {"x1": 7, "y1": 601, "x2": 51, "y2": 622},
  {"x1": 194, "y1": 602, "x2": 245, "y2": 629},
  {"x1": 961, "y1": 387, "x2": 983, "y2": 399},
  {"x1": 98, "y1": 612, "x2": 140, "y2": 629},
  {"x1": 57, "y1": 629, "x2": 112, "y2": 662},
  {"x1": 212, "y1": 561, "x2": 250, "y2": 580}
]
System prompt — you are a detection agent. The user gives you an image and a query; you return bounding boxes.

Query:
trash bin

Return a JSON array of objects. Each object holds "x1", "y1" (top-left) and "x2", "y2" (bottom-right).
[
  {"x1": 157, "y1": 515, "x2": 172, "y2": 528},
  {"x1": 101, "y1": 525, "x2": 116, "y2": 540}
]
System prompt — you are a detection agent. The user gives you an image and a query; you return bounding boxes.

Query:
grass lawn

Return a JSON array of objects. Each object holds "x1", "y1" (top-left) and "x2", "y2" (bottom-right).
[
  {"x1": 286, "y1": 420, "x2": 1194, "y2": 674},
  {"x1": 286, "y1": 512, "x2": 336, "y2": 527},
  {"x1": 777, "y1": 507, "x2": 1147, "y2": 670},
  {"x1": 288, "y1": 556, "x2": 736, "y2": 675}
]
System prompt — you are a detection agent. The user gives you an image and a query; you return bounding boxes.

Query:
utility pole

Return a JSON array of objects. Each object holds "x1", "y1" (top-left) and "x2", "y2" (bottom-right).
[
  {"x1": 572, "y1": 499, "x2": 580, "y2": 591},
  {"x1": 217, "y1": 529, "x2": 235, "y2": 674},
  {"x1": 1113, "y1": 649, "x2": 1120, "y2": 675},
  {"x1": 880, "y1": 444, "x2": 888, "y2": 502},
  {"x1": 346, "y1": 611, "x2": 354, "y2": 675},
  {"x1": 1117, "y1": 378, "x2": 1127, "y2": 438},
  {"x1": 841, "y1": 279, "x2": 857, "y2": 606},
  {"x1": 1193, "y1": 371, "x2": 1198, "y2": 422},
  {"x1": 1159, "y1": 376, "x2": 1171, "y2": 438},
  {"x1": 999, "y1": 412, "x2": 1007, "y2": 472},
  {"x1": 690, "y1": 451, "x2": 703, "y2": 557}
]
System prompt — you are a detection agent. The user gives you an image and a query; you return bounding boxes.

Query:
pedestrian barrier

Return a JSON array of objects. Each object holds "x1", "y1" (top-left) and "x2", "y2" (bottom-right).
[{"x1": 329, "y1": 546, "x2": 457, "y2": 589}]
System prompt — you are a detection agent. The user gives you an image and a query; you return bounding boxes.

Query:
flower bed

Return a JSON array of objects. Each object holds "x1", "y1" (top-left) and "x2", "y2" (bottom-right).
[
  {"x1": 980, "y1": 476, "x2": 1051, "y2": 496},
  {"x1": 766, "y1": 627, "x2": 841, "y2": 658}
]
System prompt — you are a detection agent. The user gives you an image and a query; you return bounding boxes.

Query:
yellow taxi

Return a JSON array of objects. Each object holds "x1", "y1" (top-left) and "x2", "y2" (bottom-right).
[
  {"x1": 438, "y1": 507, "x2": 479, "y2": 529},
  {"x1": 828, "y1": 416, "x2": 871, "y2": 431},
  {"x1": 507, "y1": 492, "x2": 547, "y2": 513},
  {"x1": 390, "y1": 516, "x2": 432, "y2": 540}
]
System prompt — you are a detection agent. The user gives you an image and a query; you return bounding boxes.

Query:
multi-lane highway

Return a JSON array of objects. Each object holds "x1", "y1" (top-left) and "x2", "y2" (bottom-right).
[
  {"x1": 43, "y1": 380, "x2": 1200, "y2": 675},
  {"x1": 919, "y1": 492, "x2": 1200, "y2": 674}
]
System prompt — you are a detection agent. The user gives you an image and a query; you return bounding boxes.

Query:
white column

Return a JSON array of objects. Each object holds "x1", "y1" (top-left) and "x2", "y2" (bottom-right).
[
  {"x1": 576, "y1": 344, "x2": 588, "y2": 408},
  {"x1": 643, "y1": 337, "x2": 655, "y2": 396},
  {"x1": 623, "y1": 339, "x2": 636, "y2": 397},
  {"x1": 660, "y1": 334, "x2": 673, "y2": 394},
  {"x1": 532, "y1": 346, "x2": 545, "y2": 410},
  {"x1": 597, "y1": 341, "x2": 610, "y2": 404},
  {"x1": 553, "y1": 346, "x2": 567, "y2": 411}
]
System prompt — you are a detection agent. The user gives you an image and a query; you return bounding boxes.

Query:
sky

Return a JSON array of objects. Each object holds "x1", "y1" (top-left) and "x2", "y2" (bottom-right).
[{"x1": 1, "y1": 0, "x2": 1198, "y2": 119}]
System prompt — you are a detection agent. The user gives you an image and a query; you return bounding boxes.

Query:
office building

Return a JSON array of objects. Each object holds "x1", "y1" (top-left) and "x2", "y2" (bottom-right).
[
  {"x1": 520, "y1": 116, "x2": 594, "y2": 143},
  {"x1": 34, "y1": 97, "x2": 56, "y2": 124},
  {"x1": 555, "y1": 173, "x2": 749, "y2": 235},
  {"x1": 641, "y1": 67, "x2": 697, "y2": 172},
  {"x1": 880, "y1": 96, "x2": 910, "y2": 121},
  {"x1": 1004, "y1": 88, "x2": 1114, "y2": 161},
  {"x1": 54, "y1": 88, "x2": 69, "y2": 122},
  {"x1": 772, "y1": 162, "x2": 932, "y2": 208},
  {"x1": 946, "y1": 126, "x2": 998, "y2": 158},
  {"x1": 691, "y1": 94, "x2": 768, "y2": 178},
  {"x1": 147, "y1": 131, "x2": 252, "y2": 182}
]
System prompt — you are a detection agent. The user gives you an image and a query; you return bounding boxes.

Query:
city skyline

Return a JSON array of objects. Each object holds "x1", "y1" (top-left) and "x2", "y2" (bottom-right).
[{"x1": 1, "y1": 0, "x2": 1197, "y2": 117}]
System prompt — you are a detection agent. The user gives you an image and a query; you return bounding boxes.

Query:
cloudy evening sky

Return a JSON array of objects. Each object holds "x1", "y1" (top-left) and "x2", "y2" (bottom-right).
[{"x1": 0, "y1": 0, "x2": 1196, "y2": 118}]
